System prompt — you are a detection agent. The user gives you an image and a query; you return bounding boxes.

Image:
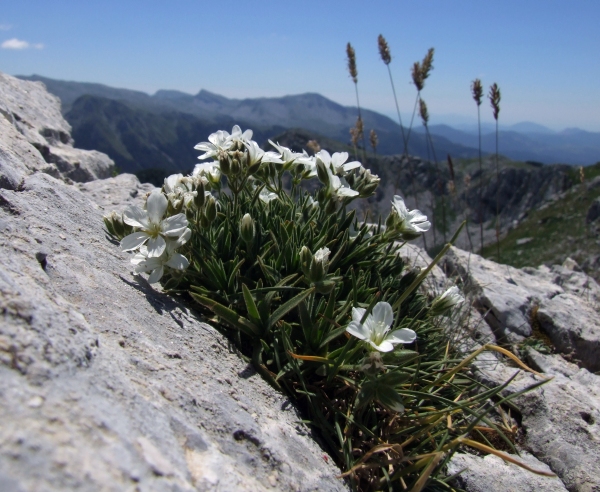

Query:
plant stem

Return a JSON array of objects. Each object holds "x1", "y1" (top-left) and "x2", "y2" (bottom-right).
[
  {"x1": 353, "y1": 83, "x2": 368, "y2": 164},
  {"x1": 477, "y1": 105, "x2": 484, "y2": 254},
  {"x1": 495, "y1": 119, "x2": 500, "y2": 262},
  {"x1": 425, "y1": 126, "x2": 447, "y2": 244},
  {"x1": 386, "y1": 64, "x2": 408, "y2": 156}
]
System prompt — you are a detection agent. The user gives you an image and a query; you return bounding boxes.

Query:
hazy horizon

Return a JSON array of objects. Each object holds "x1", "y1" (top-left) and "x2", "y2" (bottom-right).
[{"x1": 2, "y1": 0, "x2": 599, "y2": 132}]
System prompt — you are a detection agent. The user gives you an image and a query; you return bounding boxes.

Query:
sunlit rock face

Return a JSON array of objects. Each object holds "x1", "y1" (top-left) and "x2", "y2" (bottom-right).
[
  {"x1": 0, "y1": 71, "x2": 347, "y2": 492},
  {"x1": 0, "y1": 71, "x2": 114, "y2": 189}
]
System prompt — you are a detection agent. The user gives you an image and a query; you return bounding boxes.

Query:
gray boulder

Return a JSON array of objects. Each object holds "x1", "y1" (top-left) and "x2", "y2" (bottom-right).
[
  {"x1": 0, "y1": 71, "x2": 114, "y2": 187},
  {"x1": 448, "y1": 452, "x2": 567, "y2": 492},
  {"x1": 461, "y1": 346, "x2": 600, "y2": 492},
  {"x1": 443, "y1": 247, "x2": 600, "y2": 372},
  {"x1": 0, "y1": 171, "x2": 346, "y2": 491}
]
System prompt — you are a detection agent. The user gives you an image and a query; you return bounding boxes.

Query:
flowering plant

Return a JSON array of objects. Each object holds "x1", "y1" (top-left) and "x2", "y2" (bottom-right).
[{"x1": 104, "y1": 125, "x2": 542, "y2": 490}]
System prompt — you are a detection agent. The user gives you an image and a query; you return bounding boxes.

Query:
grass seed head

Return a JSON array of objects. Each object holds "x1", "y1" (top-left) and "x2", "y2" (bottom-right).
[
  {"x1": 378, "y1": 34, "x2": 391, "y2": 65},
  {"x1": 369, "y1": 129, "x2": 378, "y2": 151},
  {"x1": 471, "y1": 78, "x2": 483, "y2": 106},
  {"x1": 412, "y1": 61, "x2": 424, "y2": 91},
  {"x1": 418, "y1": 98, "x2": 429, "y2": 125},
  {"x1": 346, "y1": 42, "x2": 358, "y2": 83},
  {"x1": 421, "y1": 48, "x2": 435, "y2": 81},
  {"x1": 489, "y1": 83, "x2": 501, "y2": 120},
  {"x1": 306, "y1": 139, "x2": 321, "y2": 154}
]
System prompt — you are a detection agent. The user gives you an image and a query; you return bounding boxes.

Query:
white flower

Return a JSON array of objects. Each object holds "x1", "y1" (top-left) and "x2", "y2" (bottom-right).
[
  {"x1": 164, "y1": 174, "x2": 197, "y2": 208},
  {"x1": 194, "y1": 130, "x2": 233, "y2": 160},
  {"x1": 120, "y1": 190, "x2": 188, "y2": 257},
  {"x1": 390, "y1": 195, "x2": 431, "y2": 236},
  {"x1": 245, "y1": 140, "x2": 283, "y2": 166},
  {"x1": 346, "y1": 302, "x2": 416, "y2": 352},
  {"x1": 229, "y1": 125, "x2": 254, "y2": 146},
  {"x1": 295, "y1": 154, "x2": 318, "y2": 177},
  {"x1": 259, "y1": 188, "x2": 278, "y2": 203},
  {"x1": 316, "y1": 149, "x2": 362, "y2": 175},
  {"x1": 131, "y1": 229, "x2": 191, "y2": 284},
  {"x1": 328, "y1": 167, "x2": 359, "y2": 198},
  {"x1": 269, "y1": 140, "x2": 306, "y2": 165},
  {"x1": 314, "y1": 246, "x2": 330, "y2": 265},
  {"x1": 430, "y1": 286, "x2": 464, "y2": 316},
  {"x1": 193, "y1": 161, "x2": 221, "y2": 184}
]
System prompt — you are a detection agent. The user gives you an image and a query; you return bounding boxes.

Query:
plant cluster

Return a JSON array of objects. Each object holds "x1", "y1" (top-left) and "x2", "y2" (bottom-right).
[{"x1": 105, "y1": 125, "x2": 547, "y2": 491}]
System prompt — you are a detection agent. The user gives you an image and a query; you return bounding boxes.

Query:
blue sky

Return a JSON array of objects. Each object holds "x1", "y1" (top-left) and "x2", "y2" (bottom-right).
[{"x1": 1, "y1": 0, "x2": 599, "y2": 131}]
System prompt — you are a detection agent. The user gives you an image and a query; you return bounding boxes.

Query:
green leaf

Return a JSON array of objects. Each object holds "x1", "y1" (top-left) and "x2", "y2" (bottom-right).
[
  {"x1": 242, "y1": 284, "x2": 261, "y2": 324},
  {"x1": 190, "y1": 293, "x2": 260, "y2": 337},
  {"x1": 267, "y1": 287, "x2": 315, "y2": 331}
]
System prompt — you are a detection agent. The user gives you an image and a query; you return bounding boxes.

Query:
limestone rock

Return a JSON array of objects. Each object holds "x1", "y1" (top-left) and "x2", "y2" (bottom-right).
[
  {"x1": 443, "y1": 247, "x2": 600, "y2": 372},
  {"x1": 519, "y1": 351, "x2": 600, "y2": 492},
  {"x1": 0, "y1": 173, "x2": 346, "y2": 490},
  {"x1": 536, "y1": 293, "x2": 600, "y2": 371},
  {"x1": 0, "y1": 71, "x2": 115, "y2": 186},
  {"x1": 465, "y1": 349, "x2": 600, "y2": 492},
  {"x1": 447, "y1": 452, "x2": 567, "y2": 492},
  {"x1": 443, "y1": 247, "x2": 561, "y2": 342}
]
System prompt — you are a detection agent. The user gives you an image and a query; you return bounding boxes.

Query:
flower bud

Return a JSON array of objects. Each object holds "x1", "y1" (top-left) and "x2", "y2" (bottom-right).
[
  {"x1": 219, "y1": 153, "x2": 231, "y2": 175},
  {"x1": 316, "y1": 158, "x2": 330, "y2": 187},
  {"x1": 230, "y1": 158, "x2": 241, "y2": 176},
  {"x1": 429, "y1": 286, "x2": 464, "y2": 317},
  {"x1": 240, "y1": 213, "x2": 255, "y2": 244},
  {"x1": 205, "y1": 196, "x2": 217, "y2": 222},
  {"x1": 247, "y1": 160, "x2": 262, "y2": 175},
  {"x1": 194, "y1": 182, "x2": 206, "y2": 208},
  {"x1": 299, "y1": 246, "x2": 313, "y2": 275}
]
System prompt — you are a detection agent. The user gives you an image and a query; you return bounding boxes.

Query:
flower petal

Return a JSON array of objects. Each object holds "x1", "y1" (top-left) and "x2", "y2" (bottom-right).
[
  {"x1": 120, "y1": 232, "x2": 149, "y2": 251},
  {"x1": 146, "y1": 235, "x2": 166, "y2": 257},
  {"x1": 342, "y1": 161, "x2": 362, "y2": 172},
  {"x1": 351, "y1": 307, "x2": 366, "y2": 323},
  {"x1": 146, "y1": 191, "x2": 168, "y2": 224},
  {"x1": 165, "y1": 253, "x2": 189, "y2": 270},
  {"x1": 372, "y1": 302, "x2": 393, "y2": 327},
  {"x1": 346, "y1": 321, "x2": 369, "y2": 340},
  {"x1": 123, "y1": 206, "x2": 149, "y2": 228},
  {"x1": 147, "y1": 266, "x2": 164, "y2": 284},
  {"x1": 386, "y1": 328, "x2": 417, "y2": 344},
  {"x1": 370, "y1": 340, "x2": 395, "y2": 352},
  {"x1": 161, "y1": 214, "x2": 188, "y2": 236}
]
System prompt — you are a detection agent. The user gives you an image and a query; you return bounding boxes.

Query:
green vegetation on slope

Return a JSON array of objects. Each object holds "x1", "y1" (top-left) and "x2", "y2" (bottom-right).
[{"x1": 481, "y1": 162, "x2": 600, "y2": 281}]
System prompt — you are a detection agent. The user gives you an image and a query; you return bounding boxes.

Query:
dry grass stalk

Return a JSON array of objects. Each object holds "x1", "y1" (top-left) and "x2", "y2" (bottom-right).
[
  {"x1": 378, "y1": 34, "x2": 391, "y2": 65},
  {"x1": 580, "y1": 166, "x2": 585, "y2": 184},
  {"x1": 489, "y1": 83, "x2": 501, "y2": 261},
  {"x1": 471, "y1": 78, "x2": 484, "y2": 253},
  {"x1": 369, "y1": 129, "x2": 378, "y2": 156},
  {"x1": 346, "y1": 43, "x2": 358, "y2": 84},
  {"x1": 306, "y1": 140, "x2": 320, "y2": 154},
  {"x1": 418, "y1": 97, "x2": 441, "y2": 247},
  {"x1": 346, "y1": 42, "x2": 368, "y2": 162},
  {"x1": 378, "y1": 34, "x2": 408, "y2": 156}
]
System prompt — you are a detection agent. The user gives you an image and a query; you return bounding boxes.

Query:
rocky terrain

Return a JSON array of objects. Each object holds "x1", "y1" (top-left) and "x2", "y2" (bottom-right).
[{"x1": 2, "y1": 71, "x2": 600, "y2": 491}]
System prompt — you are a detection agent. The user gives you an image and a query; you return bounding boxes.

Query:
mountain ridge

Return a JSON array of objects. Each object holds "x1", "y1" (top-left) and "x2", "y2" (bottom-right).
[{"x1": 16, "y1": 74, "x2": 600, "y2": 165}]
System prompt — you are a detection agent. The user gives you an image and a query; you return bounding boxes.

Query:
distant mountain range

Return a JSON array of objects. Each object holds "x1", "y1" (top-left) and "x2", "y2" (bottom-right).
[
  {"x1": 414, "y1": 124, "x2": 600, "y2": 165},
  {"x1": 17, "y1": 74, "x2": 600, "y2": 167}
]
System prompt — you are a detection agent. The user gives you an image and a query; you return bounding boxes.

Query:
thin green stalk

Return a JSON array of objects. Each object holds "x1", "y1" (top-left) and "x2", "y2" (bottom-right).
[
  {"x1": 424, "y1": 125, "x2": 447, "y2": 244},
  {"x1": 386, "y1": 64, "x2": 408, "y2": 156},
  {"x1": 477, "y1": 105, "x2": 484, "y2": 253},
  {"x1": 495, "y1": 118, "x2": 500, "y2": 261}
]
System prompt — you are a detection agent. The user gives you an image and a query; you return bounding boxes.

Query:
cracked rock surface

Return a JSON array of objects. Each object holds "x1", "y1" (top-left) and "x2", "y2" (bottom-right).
[
  {"x1": 0, "y1": 71, "x2": 114, "y2": 188},
  {"x1": 0, "y1": 172, "x2": 346, "y2": 491}
]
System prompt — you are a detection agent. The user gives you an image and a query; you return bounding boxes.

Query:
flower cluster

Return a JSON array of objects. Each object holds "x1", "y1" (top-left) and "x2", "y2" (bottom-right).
[{"x1": 118, "y1": 190, "x2": 191, "y2": 283}]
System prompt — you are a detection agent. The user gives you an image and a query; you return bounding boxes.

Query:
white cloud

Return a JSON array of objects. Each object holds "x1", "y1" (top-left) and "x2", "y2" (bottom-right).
[
  {"x1": 0, "y1": 24, "x2": 12, "y2": 31},
  {"x1": 1, "y1": 38, "x2": 43, "y2": 50}
]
